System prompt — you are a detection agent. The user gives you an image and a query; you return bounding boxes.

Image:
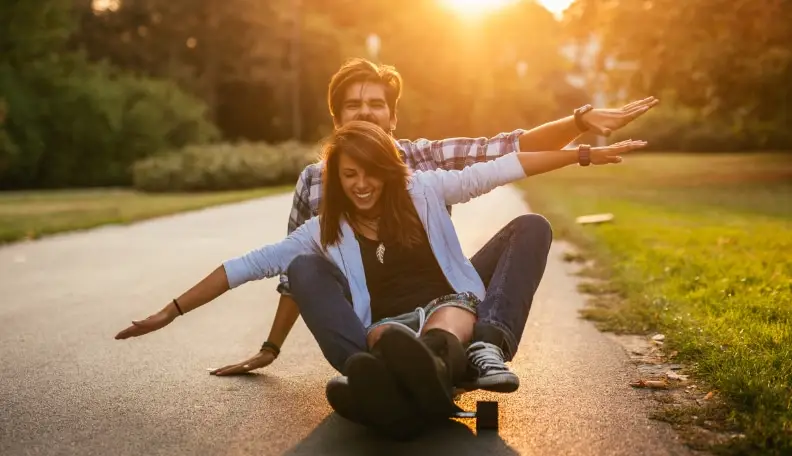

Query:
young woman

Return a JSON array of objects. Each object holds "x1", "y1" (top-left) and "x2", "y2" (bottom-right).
[{"x1": 114, "y1": 121, "x2": 646, "y2": 439}]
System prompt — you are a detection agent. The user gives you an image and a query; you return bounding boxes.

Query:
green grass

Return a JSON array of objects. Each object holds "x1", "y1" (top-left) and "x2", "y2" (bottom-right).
[
  {"x1": 517, "y1": 152, "x2": 792, "y2": 455},
  {"x1": 0, "y1": 186, "x2": 290, "y2": 244}
]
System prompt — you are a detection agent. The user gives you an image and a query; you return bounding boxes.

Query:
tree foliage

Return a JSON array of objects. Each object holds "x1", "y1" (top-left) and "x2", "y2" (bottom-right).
[{"x1": 564, "y1": 0, "x2": 791, "y2": 148}]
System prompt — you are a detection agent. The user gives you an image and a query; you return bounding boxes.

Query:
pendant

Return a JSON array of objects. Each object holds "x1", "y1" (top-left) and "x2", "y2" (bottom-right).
[{"x1": 376, "y1": 242, "x2": 385, "y2": 264}]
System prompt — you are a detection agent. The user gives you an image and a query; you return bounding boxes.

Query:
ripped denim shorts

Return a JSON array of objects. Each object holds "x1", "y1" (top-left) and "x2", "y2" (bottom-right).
[{"x1": 366, "y1": 291, "x2": 481, "y2": 338}]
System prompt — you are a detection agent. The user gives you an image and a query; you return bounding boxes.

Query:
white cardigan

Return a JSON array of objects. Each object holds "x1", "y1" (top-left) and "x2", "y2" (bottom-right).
[{"x1": 223, "y1": 152, "x2": 527, "y2": 326}]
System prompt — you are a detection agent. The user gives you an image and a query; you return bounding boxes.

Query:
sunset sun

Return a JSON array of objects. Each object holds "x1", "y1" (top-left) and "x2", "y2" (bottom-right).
[
  {"x1": 441, "y1": 0, "x2": 575, "y2": 18},
  {"x1": 440, "y1": 0, "x2": 519, "y2": 17}
]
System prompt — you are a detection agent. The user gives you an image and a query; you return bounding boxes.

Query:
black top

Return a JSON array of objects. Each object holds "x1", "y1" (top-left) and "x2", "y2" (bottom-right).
[{"x1": 356, "y1": 230, "x2": 455, "y2": 323}]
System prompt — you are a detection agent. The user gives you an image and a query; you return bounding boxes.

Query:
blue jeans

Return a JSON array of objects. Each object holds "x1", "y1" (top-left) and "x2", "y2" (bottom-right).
[
  {"x1": 287, "y1": 214, "x2": 552, "y2": 372},
  {"x1": 469, "y1": 214, "x2": 552, "y2": 360}
]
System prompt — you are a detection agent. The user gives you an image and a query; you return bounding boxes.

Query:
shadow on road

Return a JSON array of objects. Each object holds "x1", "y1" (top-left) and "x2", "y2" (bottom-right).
[{"x1": 282, "y1": 413, "x2": 520, "y2": 456}]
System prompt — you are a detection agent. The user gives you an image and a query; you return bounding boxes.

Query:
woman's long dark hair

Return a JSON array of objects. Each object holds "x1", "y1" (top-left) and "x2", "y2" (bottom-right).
[{"x1": 319, "y1": 121, "x2": 424, "y2": 249}]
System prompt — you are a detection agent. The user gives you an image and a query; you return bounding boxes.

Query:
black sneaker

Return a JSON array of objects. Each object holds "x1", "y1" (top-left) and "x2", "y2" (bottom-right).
[
  {"x1": 325, "y1": 376, "x2": 367, "y2": 425},
  {"x1": 464, "y1": 341, "x2": 520, "y2": 393},
  {"x1": 376, "y1": 326, "x2": 465, "y2": 419},
  {"x1": 345, "y1": 351, "x2": 424, "y2": 440}
]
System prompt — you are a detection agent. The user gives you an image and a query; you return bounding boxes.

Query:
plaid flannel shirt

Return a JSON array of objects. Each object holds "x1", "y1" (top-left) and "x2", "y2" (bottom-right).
[{"x1": 277, "y1": 129, "x2": 526, "y2": 294}]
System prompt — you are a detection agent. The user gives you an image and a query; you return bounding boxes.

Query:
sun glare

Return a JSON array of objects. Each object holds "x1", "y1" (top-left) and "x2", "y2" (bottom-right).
[
  {"x1": 441, "y1": 0, "x2": 575, "y2": 19},
  {"x1": 441, "y1": 0, "x2": 519, "y2": 17},
  {"x1": 536, "y1": 0, "x2": 575, "y2": 18}
]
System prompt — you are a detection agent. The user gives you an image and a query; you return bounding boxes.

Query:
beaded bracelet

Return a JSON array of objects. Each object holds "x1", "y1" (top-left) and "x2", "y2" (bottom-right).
[{"x1": 260, "y1": 341, "x2": 281, "y2": 358}]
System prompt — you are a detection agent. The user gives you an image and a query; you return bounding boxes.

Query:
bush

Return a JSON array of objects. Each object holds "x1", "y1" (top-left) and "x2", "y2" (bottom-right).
[
  {"x1": 0, "y1": 54, "x2": 218, "y2": 189},
  {"x1": 132, "y1": 141, "x2": 319, "y2": 192},
  {"x1": 611, "y1": 101, "x2": 792, "y2": 152}
]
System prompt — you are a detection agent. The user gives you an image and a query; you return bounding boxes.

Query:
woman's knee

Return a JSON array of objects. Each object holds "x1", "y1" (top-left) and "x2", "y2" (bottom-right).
[
  {"x1": 423, "y1": 306, "x2": 476, "y2": 343},
  {"x1": 512, "y1": 214, "x2": 553, "y2": 245}
]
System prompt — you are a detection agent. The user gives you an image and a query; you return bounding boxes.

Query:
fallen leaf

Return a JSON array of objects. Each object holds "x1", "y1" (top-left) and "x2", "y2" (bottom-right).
[
  {"x1": 630, "y1": 379, "x2": 668, "y2": 389},
  {"x1": 652, "y1": 334, "x2": 666, "y2": 342},
  {"x1": 575, "y1": 213, "x2": 614, "y2": 225},
  {"x1": 704, "y1": 391, "x2": 714, "y2": 400},
  {"x1": 666, "y1": 371, "x2": 689, "y2": 381}
]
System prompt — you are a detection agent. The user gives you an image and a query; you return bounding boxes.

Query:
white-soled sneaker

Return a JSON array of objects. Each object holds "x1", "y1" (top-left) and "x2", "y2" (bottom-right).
[{"x1": 465, "y1": 341, "x2": 520, "y2": 393}]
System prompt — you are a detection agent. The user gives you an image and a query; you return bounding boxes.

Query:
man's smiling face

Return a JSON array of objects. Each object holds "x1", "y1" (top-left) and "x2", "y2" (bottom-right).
[{"x1": 335, "y1": 81, "x2": 396, "y2": 133}]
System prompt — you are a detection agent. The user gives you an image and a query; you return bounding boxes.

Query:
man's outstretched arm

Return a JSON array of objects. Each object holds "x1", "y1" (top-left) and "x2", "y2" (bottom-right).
[
  {"x1": 519, "y1": 97, "x2": 659, "y2": 151},
  {"x1": 413, "y1": 97, "x2": 659, "y2": 171},
  {"x1": 210, "y1": 166, "x2": 318, "y2": 376}
]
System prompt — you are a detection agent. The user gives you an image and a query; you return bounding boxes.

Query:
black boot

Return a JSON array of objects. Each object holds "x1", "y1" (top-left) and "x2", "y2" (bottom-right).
[
  {"x1": 376, "y1": 326, "x2": 466, "y2": 419},
  {"x1": 344, "y1": 351, "x2": 425, "y2": 440},
  {"x1": 325, "y1": 376, "x2": 367, "y2": 425}
]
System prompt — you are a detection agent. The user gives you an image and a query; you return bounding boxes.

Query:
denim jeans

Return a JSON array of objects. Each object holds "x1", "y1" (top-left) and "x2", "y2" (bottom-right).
[
  {"x1": 469, "y1": 214, "x2": 553, "y2": 360},
  {"x1": 287, "y1": 214, "x2": 552, "y2": 372}
]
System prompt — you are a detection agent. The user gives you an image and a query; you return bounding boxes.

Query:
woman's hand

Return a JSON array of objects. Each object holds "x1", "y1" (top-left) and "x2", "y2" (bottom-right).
[
  {"x1": 591, "y1": 139, "x2": 648, "y2": 165},
  {"x1": 208, "y1": 350, "x2": 277, "y2": 376},
  {"x1": 114, "y1": 304, "x2": 178, "y2": 340}
]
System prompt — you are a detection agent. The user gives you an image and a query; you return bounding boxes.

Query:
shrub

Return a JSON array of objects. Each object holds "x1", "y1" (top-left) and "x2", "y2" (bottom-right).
[
  {"x1": 0, "y1": 54, "x2": 218, "y2": 189},
  {"x1": 132, "y1": 141, "x2": 319, "y2": 192},
  {"x1": 611, "y1": 101, "x2": 792, "y2": 152}
]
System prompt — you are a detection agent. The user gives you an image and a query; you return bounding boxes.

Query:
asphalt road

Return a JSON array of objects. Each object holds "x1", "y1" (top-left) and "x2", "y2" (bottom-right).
[{"x1": 1, "y1": 186, "x2": 696, "y2": 456}]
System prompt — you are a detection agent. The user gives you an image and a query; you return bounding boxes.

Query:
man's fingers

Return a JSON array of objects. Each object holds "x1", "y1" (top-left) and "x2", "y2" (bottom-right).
[
  {"x1": 621, "y1": 96, "x2": 655, "y2": 111},
  {"x1": 211, "y1": 361, "x2": 258, "y2": 376},
  {"x1": 607, "y1": 156, "x2": 623, "y2": 164},
  {"x1": 591, "y1": 124, "x2": 611, "y2": 136},
  {"x1": 626, "y1": 105, "x2": 651, "y2": 119},
  {"x1": 210, "y1": 365, "x2": 239, "y2": 376}
]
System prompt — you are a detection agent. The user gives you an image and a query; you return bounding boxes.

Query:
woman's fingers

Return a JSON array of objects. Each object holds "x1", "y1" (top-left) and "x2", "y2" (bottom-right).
[
  {"x1": 590, "y1": 140, "x2": 647, "y2": 165},
  {"x1": 114, "y1": 311, "x2": 172, "y2": 340},
  {"x1": 611, "y1": 140, "x2": 647, "y2": 153}
]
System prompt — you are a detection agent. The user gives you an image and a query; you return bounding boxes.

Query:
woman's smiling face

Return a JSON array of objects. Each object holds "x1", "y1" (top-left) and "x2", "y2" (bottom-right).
[{"x1": 338, "y1": 152, "x2": 384, "y2": 214}]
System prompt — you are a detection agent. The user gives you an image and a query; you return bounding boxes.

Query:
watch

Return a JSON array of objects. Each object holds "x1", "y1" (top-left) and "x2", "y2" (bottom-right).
[
  {"x1": 578, "y1": 144, "x2": 591, "y2": 167},
  {"x1": 574, "y1": 104, "x2": 593, "y2": 132}
]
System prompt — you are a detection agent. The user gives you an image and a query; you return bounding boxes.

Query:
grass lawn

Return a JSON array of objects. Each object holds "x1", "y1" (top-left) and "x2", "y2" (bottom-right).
[
  {"x1": 0, "y1": 186, "x2": 291, "y2": 244},
  {"x1": 517, "y1": 152, "x2": 792, "y2": 455}
]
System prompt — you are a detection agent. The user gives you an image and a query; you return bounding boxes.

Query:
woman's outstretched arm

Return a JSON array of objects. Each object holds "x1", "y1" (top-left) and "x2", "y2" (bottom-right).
[
  {"x1": 114, "y1": 266, "x2": 231, "y2": 339},
  {"x1": 420, "y1": 140, "x2": 648, "y2": 206},
  {"x1": 114, "y1": 218, "x2": 322, "y2": 340}
]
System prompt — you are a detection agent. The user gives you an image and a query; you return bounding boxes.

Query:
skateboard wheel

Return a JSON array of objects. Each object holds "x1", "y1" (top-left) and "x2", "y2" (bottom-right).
[{"x1": 475, "y1": 401, "x2": 498, "y2": 432}]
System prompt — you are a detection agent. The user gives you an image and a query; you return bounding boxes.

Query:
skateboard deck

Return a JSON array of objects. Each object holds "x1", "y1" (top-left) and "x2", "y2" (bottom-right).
[{"x1": 448, "y1": 387, "x2": 499, "y2": 432}]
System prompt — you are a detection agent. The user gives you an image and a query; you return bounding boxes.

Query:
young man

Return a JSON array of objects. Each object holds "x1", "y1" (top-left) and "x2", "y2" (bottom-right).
[{"x1": 210, "y1": 58, "x2": 658, "y2": 393}]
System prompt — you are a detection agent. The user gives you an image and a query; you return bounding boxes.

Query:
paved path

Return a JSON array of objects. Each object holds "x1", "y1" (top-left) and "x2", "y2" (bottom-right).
[{"x1": 1, "y1": 186, "x2": 694, "y2": 455}]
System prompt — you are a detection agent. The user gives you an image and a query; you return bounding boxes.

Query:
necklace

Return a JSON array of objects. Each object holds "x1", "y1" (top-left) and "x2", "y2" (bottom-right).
[{"x1": 354, "y1": 216, "x2": 385, "y2": 264}]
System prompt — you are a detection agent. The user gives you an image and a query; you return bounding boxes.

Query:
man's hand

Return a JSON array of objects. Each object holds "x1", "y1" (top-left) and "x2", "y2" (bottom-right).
[
  {"x1": 209, "y1": 350, "x2": 277, "y2": 376},
  {"x1": 115, "y1": 305, "x2": 178, "y2": 340},
  {"x1": 582, "y1": 97, "x2": 659, "y2": 137}
]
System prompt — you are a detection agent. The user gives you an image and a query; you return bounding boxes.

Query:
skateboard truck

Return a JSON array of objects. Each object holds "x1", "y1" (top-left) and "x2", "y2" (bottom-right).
[{"x1": 452, "y1": 400, "x2": 499, "y2": 432}]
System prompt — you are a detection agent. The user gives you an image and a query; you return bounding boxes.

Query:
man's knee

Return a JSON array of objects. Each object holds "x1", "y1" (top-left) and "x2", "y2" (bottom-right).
[{"x1": 512, "y1": 214, "x2": 553, "y2": 245}]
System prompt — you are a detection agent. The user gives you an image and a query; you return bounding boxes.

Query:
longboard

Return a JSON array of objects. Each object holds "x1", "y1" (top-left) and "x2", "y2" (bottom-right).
[{"x1": 449, "y1": 387, "x2": 499, "y2": 432}]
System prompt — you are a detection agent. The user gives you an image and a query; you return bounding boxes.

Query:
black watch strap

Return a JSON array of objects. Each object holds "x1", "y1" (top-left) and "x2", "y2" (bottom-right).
[
  {"x1": 260, "y1": 341, "x2": 281, "y2": 357},
  {"x1": 574, "y1": 104, "x2": 593, "y2": 132}
]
